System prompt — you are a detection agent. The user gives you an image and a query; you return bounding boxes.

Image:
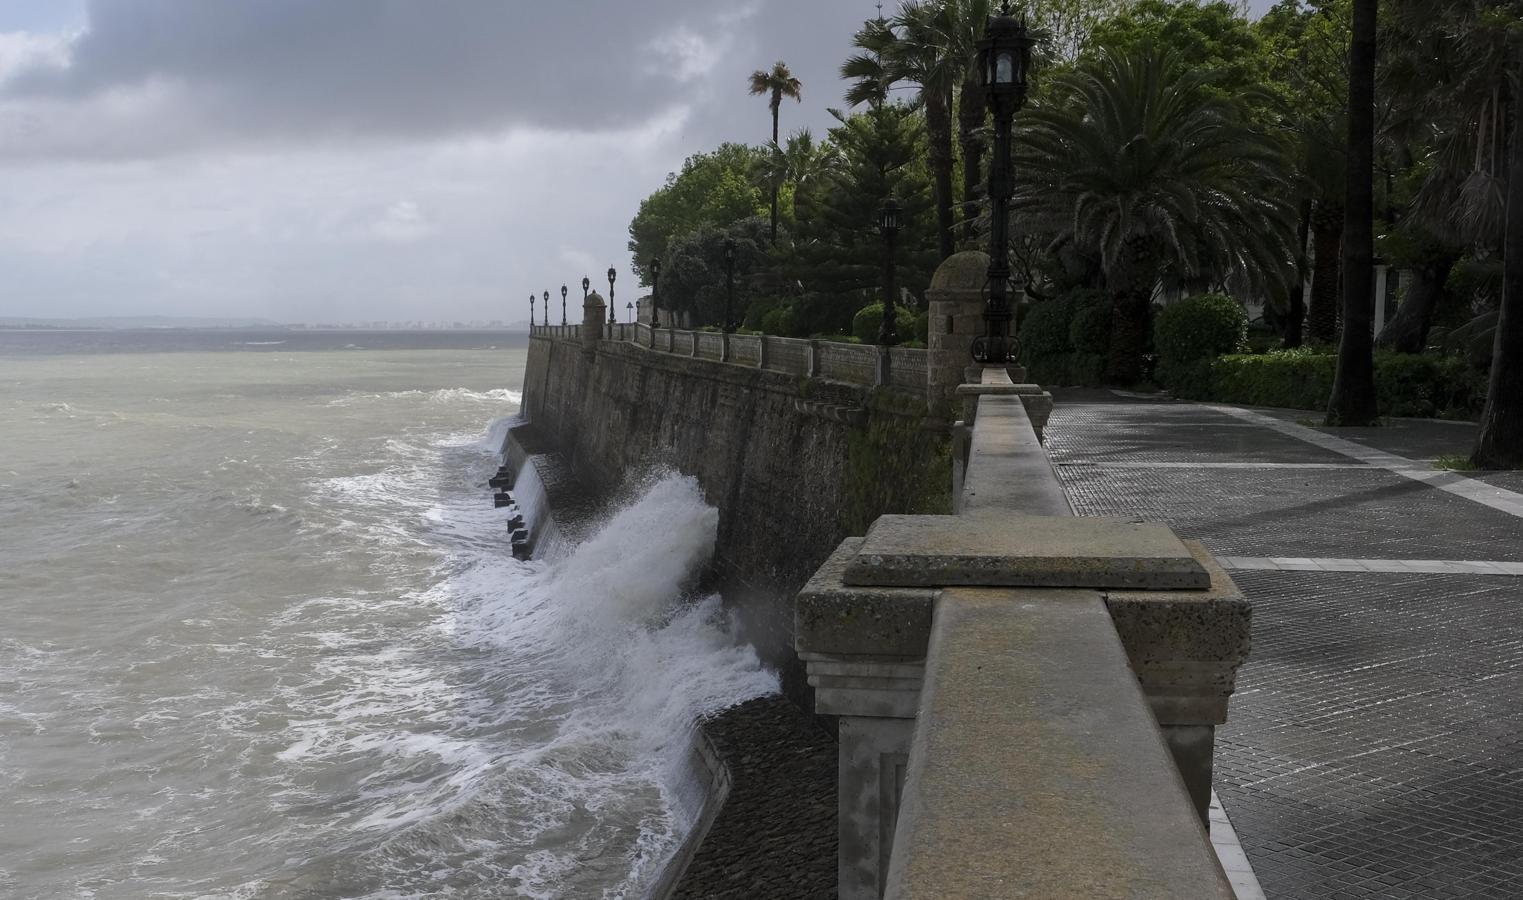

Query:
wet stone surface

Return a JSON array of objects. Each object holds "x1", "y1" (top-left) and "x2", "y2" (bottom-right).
[
  {"x1": 670, "y1": 696, "x2": 837, "y2": 900},
  {"x1": 1047, "y1": 391, "x2": 1523, "y2": 900}
]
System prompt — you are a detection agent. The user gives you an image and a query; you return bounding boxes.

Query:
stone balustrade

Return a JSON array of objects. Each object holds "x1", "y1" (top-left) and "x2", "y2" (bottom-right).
[
  {"x1": 793, "y1": 250, "x2": 1251, "y2": 899},
  {"x1": 529, "y1": 321, "x2": 928, "y2": 393}
]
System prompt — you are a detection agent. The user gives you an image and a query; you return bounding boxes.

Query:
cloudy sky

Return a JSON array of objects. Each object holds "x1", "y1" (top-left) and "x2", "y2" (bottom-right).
[{"x1": 0, "y1": 1, "x2": 1274, "y2": 325}]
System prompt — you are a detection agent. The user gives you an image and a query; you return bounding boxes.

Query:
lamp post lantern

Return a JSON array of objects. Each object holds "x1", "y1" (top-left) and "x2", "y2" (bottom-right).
[
  {"x1": 581, "y1": 277, "x2": 589, "y2": 299},
  {"x1": 529, "y1": 293, "x2": 536, "y2": 328},
  {"x1": 722, "y1": 238, "x2": 737, "y2": 333},
  {"x1": 877, "y1": 196, "x2": 902, "y2": 346},
  {"x1": 650, "y1": 257, "x2": 661, "y2": 328},
  {"x1": 971, "y1": 5, "x2": 1035, "y2": 365},
  {"x1": 626, "y1": 301, "x2": 633, "y2": 323},
  {"x1": 607, "y1": 266, "x2": 617, "y2": 325}
]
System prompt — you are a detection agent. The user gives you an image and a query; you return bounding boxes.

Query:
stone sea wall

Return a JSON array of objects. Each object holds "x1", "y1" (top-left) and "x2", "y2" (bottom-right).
[{"x1": 517, "y1": 334, "x2": 948, "y2": 698}]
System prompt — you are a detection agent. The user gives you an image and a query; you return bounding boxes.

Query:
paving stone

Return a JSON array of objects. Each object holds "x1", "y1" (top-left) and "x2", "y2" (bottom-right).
[{"x1": 1046, "y1": 394, "x2": 1523, "y2": 899}]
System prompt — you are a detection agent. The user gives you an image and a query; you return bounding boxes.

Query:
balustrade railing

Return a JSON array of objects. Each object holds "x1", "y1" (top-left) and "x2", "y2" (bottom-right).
[{"x1": 529, "y1": 322, "x2": 929, "y2": 393}]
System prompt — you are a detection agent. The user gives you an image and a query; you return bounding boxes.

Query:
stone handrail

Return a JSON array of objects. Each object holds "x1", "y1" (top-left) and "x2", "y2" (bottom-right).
[
  {"x1": 795, "y1": 363, "x2": 1250, "y2": 899},
  {"x1": 530, "y1": 321, "x2": 927, "y2": 393}
]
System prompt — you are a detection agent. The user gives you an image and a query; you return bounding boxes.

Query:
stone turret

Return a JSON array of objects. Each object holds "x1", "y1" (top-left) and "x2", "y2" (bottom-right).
[
  {"x1": 582, "y1": 290, "x2": 605, "y2": 352},
  {"x1": 924, "y1": 251, "x2": 989, "y2": 419}
]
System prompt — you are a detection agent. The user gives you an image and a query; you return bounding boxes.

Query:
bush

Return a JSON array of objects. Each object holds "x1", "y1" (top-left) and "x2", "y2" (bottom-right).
[
  {"x1": 852, "y1": 303, "x2": 884, "y2": 344},
  {"x1": 1066, "y1": 289, "x2": 1111, "y2": 355},
  {"x1": 1189, "y1": 349, "x2": 1486, "y2": 419},
  {"x1": 1018, "y1": 291, "x2": 1109, "y2": 386},
  {"x1": 1154, "y1": 294, "x2": 1248, "y2": 391}
]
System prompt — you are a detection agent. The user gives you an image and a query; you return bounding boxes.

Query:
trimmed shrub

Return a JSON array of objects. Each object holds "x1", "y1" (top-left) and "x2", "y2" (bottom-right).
[
  {"x1": 1154, "y1": 294, "x2": 1248, "y2": 391},
  {"x1": 852, "y1": 303, "x2": 884, "y2": 344},
  {"x1": 1018, "y1": 291, "x2": 1110, "y2": 386},
  {"x1": 1192, "y1": 349, "x2": 1486, "y2": 419},
  {"x1": 1066, "y1": 289, "x2": 1112, "y2": 355}
]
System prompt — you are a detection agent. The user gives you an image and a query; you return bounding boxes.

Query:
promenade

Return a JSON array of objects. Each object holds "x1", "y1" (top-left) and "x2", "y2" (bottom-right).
[{"x1": 1046, "y1": 391, "x2": 1523, "y2": 900}]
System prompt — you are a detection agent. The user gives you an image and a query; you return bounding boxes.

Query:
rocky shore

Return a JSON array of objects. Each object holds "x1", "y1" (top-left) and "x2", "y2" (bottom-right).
[{"x1": 668, "y1": 696, "x2": 837, "y2": 899}]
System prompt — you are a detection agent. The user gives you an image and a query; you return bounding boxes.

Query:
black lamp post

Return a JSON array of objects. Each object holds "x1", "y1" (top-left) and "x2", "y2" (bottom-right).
[
  {"x1": 650, "y1": 257, "x2": 661, "y2": 328},
  {"x1": 607, "y1": 266, "x2": 617, "y2": 325},
  {"x1": 546, "y1": 290, "x2": 555, "y2": 326},
  {"x1": 529, "y1": 293, "x2": 536, "y2": 328},
  {"x1": 626, "y1": 301, "x2": 633, "y2": 323},
  {"x1": 971, "y1": 5, "x2": 1034, "y2": 365},
  {"x1": 722, "y1": 238, "x2": 737, "y2": 333},
  {"x1": 878, "y1": 196, "x2": 902, "y2": 346}
]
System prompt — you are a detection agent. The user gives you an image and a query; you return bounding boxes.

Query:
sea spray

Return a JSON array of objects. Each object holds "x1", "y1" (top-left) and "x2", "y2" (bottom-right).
[{"x1": 0, "y1": 344, "x2": 775, "y2": 900}]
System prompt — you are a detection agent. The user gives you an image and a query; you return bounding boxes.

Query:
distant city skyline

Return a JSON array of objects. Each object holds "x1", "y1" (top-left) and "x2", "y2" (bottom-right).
[{"x1": 0, "y1": 0, "x2": 1280, "y2": 324}]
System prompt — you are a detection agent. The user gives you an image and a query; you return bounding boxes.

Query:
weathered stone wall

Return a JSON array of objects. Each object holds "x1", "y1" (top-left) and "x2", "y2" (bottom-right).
[{"x1": 521, "y1": 335, "x2": 949, "y2": 698}]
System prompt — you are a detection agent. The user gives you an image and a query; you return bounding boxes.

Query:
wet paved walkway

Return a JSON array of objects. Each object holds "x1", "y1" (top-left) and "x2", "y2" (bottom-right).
[{"x1": 1046, "y1": 391, "x2": 1523, "y2": 900}]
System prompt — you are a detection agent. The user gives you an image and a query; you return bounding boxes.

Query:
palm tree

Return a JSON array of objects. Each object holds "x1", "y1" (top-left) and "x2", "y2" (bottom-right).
[
  {"x1": 1326, "y1": 0, "x2": 1380, "y2": 425},
  {"x1": 1474, "y1": 36, "x2": 1523, "y2": 467},
  {"x1": 1017, "y1": 45, "x2": 1296, "y2": 383},
  {"x1": 844, "y1": 3, "x2": 962, "y2": 260},
  {"x1": 748, "y1": 61, "x2": 803, "y2": 245}
]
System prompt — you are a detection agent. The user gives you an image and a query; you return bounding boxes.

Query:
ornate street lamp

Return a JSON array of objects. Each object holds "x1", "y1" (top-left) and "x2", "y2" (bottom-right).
[
  {"x1": 607, "y1": 266, "x2": 618, "y2": 325},
  {"x1": 546, "y1": 290, "x2": 555, "y2": 326},
  {"x1": 626, "y1": 301, "x2": 633, "y2": 323},
  {"x1": 581, "y1": 277, "x2": 589, "y2": 299},
  {"x1": 722, "y1": 238, "x2": 737, "y2": 333},
  {"x1": 529, "y1": 292, "x2": 536, "y2": 328},
  {"x1": 650, "y1": 257, "x2": 662, "y2": 328},
  {"x1": 878, "y1": 196, "x2": 902, "y2": 346},
  {"x1": 971, "y1": 5, "x2": 1035, "y2": 365}
]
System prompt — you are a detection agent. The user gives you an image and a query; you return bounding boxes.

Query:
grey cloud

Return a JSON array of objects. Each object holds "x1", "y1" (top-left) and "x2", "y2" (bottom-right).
[{"x1": 0, "y1": 0, "x2": 877, "y2": 160}]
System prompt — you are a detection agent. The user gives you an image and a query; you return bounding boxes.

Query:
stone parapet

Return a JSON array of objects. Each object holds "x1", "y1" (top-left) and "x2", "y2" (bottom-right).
[{"x1": 795, "y1": 279, "x2": 1251, "y2": 897}]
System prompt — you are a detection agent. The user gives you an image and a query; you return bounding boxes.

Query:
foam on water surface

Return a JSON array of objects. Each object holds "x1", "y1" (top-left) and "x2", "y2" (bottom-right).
[{"x1": 0, "y1": 346, "x2": 769, "y2": 899}]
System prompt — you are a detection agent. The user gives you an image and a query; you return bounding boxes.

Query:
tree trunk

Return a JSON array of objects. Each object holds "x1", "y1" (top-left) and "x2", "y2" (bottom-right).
[
  {"x1": 1375, "y1": 251, "x2": 1458, "y2": 353},
  {"x1": 1105, "y1": 239, "x2": 1154, "y2": 385},
  {"x1": 1327, "y1": 0, "x2": 1379, "y2": 426},
  {"x1": 1281, "y1": 199, "x2": 1311, "y2": 348},
  {"x1": 1473, "y1": 43, "x2": 1523, "y2": 468},
  {"x1": 925, "y1": 86, "x2": 956, "y2": 261},
  {"x1": 958, "y1": 76, "x2": 985, "y2": 247},
  {"x1": 769, "y1": 103, "x2": 780, "y2": 245},
  {"x1": 1307, "y1": 202, "x2": 1343, "y2": 344}
]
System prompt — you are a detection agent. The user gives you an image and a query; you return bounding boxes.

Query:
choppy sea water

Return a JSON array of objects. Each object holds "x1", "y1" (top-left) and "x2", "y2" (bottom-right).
[{"x1": 0, "y1": 331, "x2": 776, "y2": 899}]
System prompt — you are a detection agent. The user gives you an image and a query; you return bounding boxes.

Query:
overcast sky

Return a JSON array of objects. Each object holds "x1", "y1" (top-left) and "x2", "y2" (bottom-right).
[{"x1": 0, "y1": 0, "x2": 1276, "y2": 325}]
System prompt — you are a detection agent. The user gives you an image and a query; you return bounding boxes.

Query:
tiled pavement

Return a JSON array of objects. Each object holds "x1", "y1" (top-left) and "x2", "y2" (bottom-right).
[{"x1": 1046, "y1": 391, "x2": 1523, "y2": 900}]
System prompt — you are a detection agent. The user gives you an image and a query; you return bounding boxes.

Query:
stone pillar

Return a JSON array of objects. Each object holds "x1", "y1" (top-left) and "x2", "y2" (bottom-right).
[
  {"x1": 582, "y1": 290, "x2": 605, "y2": 352},
  {"x1": 797, "y1": 539, "x2": 934, "y2": 900},
  {"x1": 925, "y1": 250, "x2": 990, "y2": 420}
]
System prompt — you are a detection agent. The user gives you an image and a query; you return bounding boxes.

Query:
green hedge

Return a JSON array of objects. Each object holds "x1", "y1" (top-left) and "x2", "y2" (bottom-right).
[
  {"x1": 1176, "y1": 348, "x2": 1486, "y2": 419},
  {"x1": 1018, "y1": 290, "x2": 1109, "y2": 386},
  {"x1": 1153, "y1": 294, "x2": 1247, "y2": 392}
]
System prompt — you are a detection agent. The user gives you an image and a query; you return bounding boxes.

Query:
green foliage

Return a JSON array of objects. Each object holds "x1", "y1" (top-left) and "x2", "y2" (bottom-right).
[
  {"x1": 844, "y1": 406, "x2": 952, "y2": 534},
  {"x1": 627, "y1": 144, "x2": 766, "y2": 283},
  {"x1": 660, "y1": 217, "x2": 770, "y2": 328},
  {"x1": 1181, "y1": 349, "x2": 1487, "y2": 419},
  {"x1": 1065, "y1": 288, "x2": 1112, "y2": 354},
  {"x1": 1153, "y1": 294, "x2": 1248, "y2": 390},
  {"x1": 1017, "y1": 291, "x2": 1111, "y2": 386},
  {"x1": 1086, "y1": 0, "x2": 1266, "y2": 103},
  {"x1": 852, "y1": 303, "x2": 884, "y2": 344},
  {"x1": 769, "y1": 102, "x2": 939, "y2": 338}
]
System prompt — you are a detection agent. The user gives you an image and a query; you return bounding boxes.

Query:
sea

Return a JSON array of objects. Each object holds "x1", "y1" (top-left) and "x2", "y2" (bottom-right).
[{"x1": 0, "y1": 330, "x2": 777, "y2": 899}]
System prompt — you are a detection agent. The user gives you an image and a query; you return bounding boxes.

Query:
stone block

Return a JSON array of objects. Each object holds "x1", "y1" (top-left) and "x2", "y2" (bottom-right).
[
  {"x1": 1102, "y1": 541, "x2": 1252, "y2": 727},
  {"x1": 796, "y1": 538, "x2": 937, "y2": 659},
  {"x1": 843, "y1": 513, "x2": 1211, "y2": 590}
]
